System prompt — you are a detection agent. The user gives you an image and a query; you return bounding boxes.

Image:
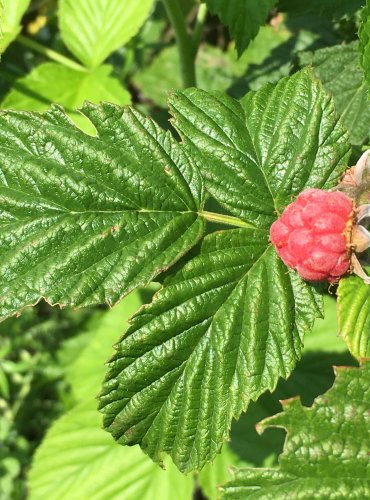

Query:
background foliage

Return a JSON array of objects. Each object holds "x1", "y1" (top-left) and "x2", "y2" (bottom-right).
[{"x1": 0, "y1": 0, "x2": 369, "y2": 499}]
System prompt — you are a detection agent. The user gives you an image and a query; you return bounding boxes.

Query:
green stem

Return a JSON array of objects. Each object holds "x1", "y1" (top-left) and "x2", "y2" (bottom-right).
[
  {"x1": 162, "y1": 0, "x2": 196, "y2": 87},
  {"x1": 192, "y1": 3, "x2": 207, "y2": 54},
  {"x1": 199, "y1": 210, "x2": 255, "y2": 229},
  {"x1": 17, "y1": 34, "x2": 87, "y2": 72}
]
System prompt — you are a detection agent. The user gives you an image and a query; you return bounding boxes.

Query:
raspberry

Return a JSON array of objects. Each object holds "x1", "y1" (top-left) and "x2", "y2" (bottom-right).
[{"x1": 270, "y1": 189, "x2": 353, "y2": 282}]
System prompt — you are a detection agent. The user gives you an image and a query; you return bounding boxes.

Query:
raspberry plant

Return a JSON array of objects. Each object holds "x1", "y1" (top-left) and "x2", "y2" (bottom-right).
[{"x1": 0, "y1": 1, "x2": 370, "y2": 499}]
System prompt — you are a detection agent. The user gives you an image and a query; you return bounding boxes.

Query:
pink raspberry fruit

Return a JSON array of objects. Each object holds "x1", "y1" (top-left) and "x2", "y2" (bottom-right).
[{"x1": 270, "y1": 189, "x2": 354, "y2": 282}]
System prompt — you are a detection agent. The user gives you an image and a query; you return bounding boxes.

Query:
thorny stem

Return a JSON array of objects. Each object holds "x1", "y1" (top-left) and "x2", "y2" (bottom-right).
[
  {"x1": 17, "y1": 34, "x2": 87, "y2": 72},
  {"x1": 199, "y1": 210, "x2": 256, "y2": 229},
  {"x1": 162, "y1": 0, "x2": 197, "y2": 87}
]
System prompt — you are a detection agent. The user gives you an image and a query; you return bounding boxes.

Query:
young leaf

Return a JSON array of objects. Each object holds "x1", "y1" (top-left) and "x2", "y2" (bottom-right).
[
  {"x1": 360, "y1": 0, "x2": 370, "y2": 89},
  {"x1": 1, "y1": 0, "x2": 30, "y2": 53},
  {"x1": 221, "y1": 362, "x2": 370, "y2": 499},
  {"x1": 337, "y1": 275, "x2": 370, "y2": 358},
  {"x1": 1, "y1": 63, "x2": 131, "y2": 135},
  {"x1": 59, "y1": 0, "x2": 154, "y2": 68},
  {"x1": 300, "y1": 43, "x2": 370, "y2": 145},
  {"x1": 100, "y1": 228, "x2": 324, "y2": 473},
  {"x1": 169, "y1": 69, "x2": 351, "y2": 228},
  {"x1": 204, "y1": 0, "x2": 276, "y2": 56},
  {"x1": 0, "y1": 103, "x2": 204, "y2": 320},
  {"x1": 28, "y1": 399, "x2": 194, "y2": 500}
]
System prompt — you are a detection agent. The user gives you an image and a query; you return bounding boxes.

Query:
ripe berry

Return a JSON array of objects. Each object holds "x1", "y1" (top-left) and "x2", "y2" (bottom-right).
[{"x1": 270, "y1": 189, "x2": 353, "y2": 282}]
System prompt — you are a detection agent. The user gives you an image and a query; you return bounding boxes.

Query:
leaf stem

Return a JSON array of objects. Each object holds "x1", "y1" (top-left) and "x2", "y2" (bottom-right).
[
  {"x1": 17, "y1": 34, "x2": 88, "y2": 72},
  {"x1": 162, "y1": 0, "x2": 196, "y2": 87},
  {"x1": 199, "y1": 210, "x2": 255, "y2": 229},
  {"x1": 192, "y1": 3, "x2": 207, "y2": 54}
]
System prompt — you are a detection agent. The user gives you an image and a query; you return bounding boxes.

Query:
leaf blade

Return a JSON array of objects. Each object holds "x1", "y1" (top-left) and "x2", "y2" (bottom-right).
[
  {"x1": 0, "y1": 103, "x2": 204, "y2": 320},
  {"x1": 59, "y1": 0, "x2": 154, "y2": 68}
]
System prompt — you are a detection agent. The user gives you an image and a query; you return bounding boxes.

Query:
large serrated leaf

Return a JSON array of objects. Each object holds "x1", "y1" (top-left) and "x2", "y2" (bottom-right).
[
  {"x1": 1, "y1": 63, "x2": 131, "y2": 135},
  {"x1": 100, "y1": 228, "x2": 323, "y2": 473},
  {"x1": 221, "y1": 362, "x2": 370, "y2": 499},
  {"x1": 338, "y1": 275, "x2": 370, "y2": 357},
  {"x1": 204, "y1": 0, "x2": 277, "y2": 56},
  {"x1": 0, "y1": 103, "x2": 204, "y2": 320},
  {"x1": 59, "y1": 0, "x2": 154, "y2": 68},
  {"x1": 169, "y1": 69, "x2": 351, "y2": 228},
  {"x1": 279, "y1": 0, "x2": 365, "y2": 19},
  {"x1": 300, "y1": 42, "x2": 370, "y2": 145}
]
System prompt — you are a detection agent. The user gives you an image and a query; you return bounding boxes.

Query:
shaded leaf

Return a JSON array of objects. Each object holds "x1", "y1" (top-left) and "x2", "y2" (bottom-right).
[
  {"x1": 300, "y1": 42, "x2": 370, "y2": 145},
  {"x1": 279, "y1": 0, "x2": 365, "y2": 19},
  {"x1": 221, "y1": 362, "x2": 370, "y2": 499},
  {"x1": 204, "y1": 0, "x2": 277, "y2": 56}
]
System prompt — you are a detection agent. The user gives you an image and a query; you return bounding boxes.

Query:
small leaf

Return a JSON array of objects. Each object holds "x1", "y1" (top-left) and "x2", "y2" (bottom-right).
[
  {"x1": 221, "y1": 362, "x2": 370, "y2": 499},
  {"x1": 100, "y1": 228, "x2": 323, "y2": 473},
  {"x1": 169, "y1": 69, "x2": 350, "y2": 228},
  {"x1": 1, "y1": 63, "x2": 131, "y2": 135},
  {"x1": 28, "y1": 399, "x2": 194, "y2": 500},
  {"x1": 337, "y1": 275, "x2": 370, "y2": 358},
  {"x1": 59, "y1": 0, "x2": 154, "y2": 68},
  {"x1": 204, "y1": 0, "x2": 277, "y2": 56},
  {"x1": 300, "y1": 42, "x2": 370, "y2": 145},
  {"x1": 1, "y1": 0, "x2": 30, "y2": 53},
  {"x1": 0, "y1": 103, "x2": 204, "y2": 320}
]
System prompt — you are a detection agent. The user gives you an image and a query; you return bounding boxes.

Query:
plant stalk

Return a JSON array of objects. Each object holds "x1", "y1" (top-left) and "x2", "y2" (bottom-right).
[
  {"x1": 17, "y1": 34, "x2": 87, "y2": 72},
  {"x1": 199, "y1": 210, "x2": 255, "y2": 229},
  {"x1": 162, "y1": 0, "x2": 196, "y2": 87},
  {"x1": 192, "y1": 3, "x2": 207, "y2": 54}
]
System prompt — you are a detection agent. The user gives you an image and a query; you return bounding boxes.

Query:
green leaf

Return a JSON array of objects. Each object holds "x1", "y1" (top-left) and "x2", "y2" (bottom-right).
[
  {"x1": 359, "y1": 0, "x2": 370, "y2": 89},
  {"x1": 337, "y1": 275, "x2": 370, "y2": 358},
  {"x1": 204, "y1": 0, "x2": 277, "y2": 56},
  {"x1": 1, "y1": 62, "x2": 131, "y2": 135},
  {"x1": 0, "y1": 102, "x2": 204, "y2": 320},
  {"x1": 59, "y1": 0, "x2": 154, "y2": 68},
  {"x1": 198, "y1": 295, "x2": 351, "y2": 499},
  {"x1": 1, "y1": 0, "x2": 30, "y2": 53},
  {"x1": 100, "y1": 70, "x2": 351, "y2": 474},
  {"x1": 28, "y1": 399, "x2": 194, "y2": 500},
  {"x1": 100, "y1": 228, "x2": 324, "y2": 473},
  {"x1": 300, "y1": 42, "x2": 370, "y2": 145},
  {"x1": 279, "y1": 0, "x2": 365, "y2": 19},
  {"x1": 169, "y1": 69, "x2": 351, "y2": 228},
  {"x1": 221, "y1": 362, "x2": 370, "y2": 499}
]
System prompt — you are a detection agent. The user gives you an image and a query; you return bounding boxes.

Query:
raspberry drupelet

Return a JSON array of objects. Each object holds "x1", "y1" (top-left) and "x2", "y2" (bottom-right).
[{"x1": 270, "y1": 151, "x2": 370, "y2": 284}]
